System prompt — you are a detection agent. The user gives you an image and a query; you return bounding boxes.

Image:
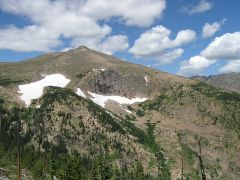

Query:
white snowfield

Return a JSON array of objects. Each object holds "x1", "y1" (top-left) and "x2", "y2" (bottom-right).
[
  {"x1": 76, "y1": 87, "x2": 147, "y2": 108},
  {"x1": 18, "y1": 74, "x2": 70, "y2": 107},
  {"x1": 76, "y1": 88, "x2": 86, "y2": 97},
  {"x1": 88, "y1": 91, "x2": 148, "y2": 108}
]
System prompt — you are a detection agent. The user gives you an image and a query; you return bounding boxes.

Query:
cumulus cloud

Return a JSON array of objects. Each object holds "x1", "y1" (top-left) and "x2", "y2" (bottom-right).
[
  {"x1": 155, "y1": 49, "x2": 184, "y2": 65},
  {"x1": 182, "y1": 0, "x2": 214, "y2": 15},
  {"x1": 178, "y1": 55, "x2": 216, "y2": 76},
  {"x1": 219, "y1": 60, "x2": 240, "y2": 73},
  {"x1": 202, "y1": 22, "x2": 221, "y2": 38},
  {"x1": 0, "y1": 0, "x2": 166, "y2": 53},
  {"x1": 0, "y1": 25, "x2": 61, "y2": 52},
  {"x1": 74, "y1": 35, "x2": 129, "y2": 55},
  {"x1": 201, "y1": 32, "x2": 240, "y2": 59},
  {"x1": 80, "y1": 0, "x2": 166, "y2": 27},
  {"x1": 129, "y1": 25, "x2": 196, "y2": 65},
  {"x1": 178, "y1": 31, "x2": 240, "y2": 76}
]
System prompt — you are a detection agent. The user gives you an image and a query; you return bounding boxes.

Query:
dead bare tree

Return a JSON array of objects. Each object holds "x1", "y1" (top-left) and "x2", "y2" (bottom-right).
[
  {"x1": 198, "y1": 138, "x2": 206, "y2": 180},
  {"x1": 181, "y1": 157, "x2": 184, "y2": 180}
]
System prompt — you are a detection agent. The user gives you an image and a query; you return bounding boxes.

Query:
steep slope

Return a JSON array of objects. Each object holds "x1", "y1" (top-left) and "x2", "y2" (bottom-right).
[
  {"x1": 191, "y1": 73, "x2": 240, "y2": 93},
  {"x1": 0, "y1": 47, "x2": 240, "y2": 179},
  {"x1": 0, "y1": 46, "x2": 190, "y2": 105},
  {"x1": 131, "y1": 82, "x2": 240, "y2": 179},
  {"x1": 0, "y1": 87, "x2": 167, "y2": 179}
]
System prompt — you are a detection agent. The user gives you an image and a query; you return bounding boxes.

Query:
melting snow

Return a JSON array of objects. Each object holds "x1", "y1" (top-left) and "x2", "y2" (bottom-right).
[
  {"x1": 144, "y1": 76, "x2": 149, "y2": 83},
  {"x1": 124, "y1": 109, "x2": 132, "y2": 114},
  {"x1": 120, "y1": 105, "x2": 132, "y2": 114},
  {"x1": 88, "y1": 92, "x2": 147, "y2": 108},
  {"x1": 76, "y1": 88, "x2": 86, "y2": 98},
  {"x1": 18, "y1": 74, "x2": 70, "y2": 107}
]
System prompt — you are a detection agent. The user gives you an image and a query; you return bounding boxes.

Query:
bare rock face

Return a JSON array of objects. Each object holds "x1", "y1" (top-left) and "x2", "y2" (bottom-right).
[
  {"x1": 81, "y1": 68, "x2": 151, "y2": 98},
  {"x1": 93, "y1": 69, "x2": 123, "y2": 94}
]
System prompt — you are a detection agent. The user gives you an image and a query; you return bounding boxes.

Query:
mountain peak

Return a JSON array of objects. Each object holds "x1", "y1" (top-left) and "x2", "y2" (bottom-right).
[{"x1": 75, "y1": 45, "x2": 91, "y2": 51}]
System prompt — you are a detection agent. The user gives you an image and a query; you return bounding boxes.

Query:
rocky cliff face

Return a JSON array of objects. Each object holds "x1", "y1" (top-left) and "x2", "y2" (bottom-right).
[{"x1": 79, "y1": 68, "x2": 151, "y2": 98}]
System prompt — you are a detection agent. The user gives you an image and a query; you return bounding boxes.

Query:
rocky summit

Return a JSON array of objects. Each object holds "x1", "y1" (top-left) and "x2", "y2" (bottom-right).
[{"x1": 0, "y1": 47, "x2": 240, "y2": 179}]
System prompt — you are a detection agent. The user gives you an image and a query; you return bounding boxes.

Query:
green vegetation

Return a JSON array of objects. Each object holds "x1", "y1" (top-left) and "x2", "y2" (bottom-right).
[
  {"x1": 0, "y1": 78, "x2": 25, "y2": 86},
  {"x1": 137, "y1": 82, "x2": 240, "y2": 135},
  {"x1": 121, "y1": 119, "x2": 171, "y2": 179},
  {"x1": 136, "y1": 94, "x2": 172, "y2": 117},
  {"x1": 41, "y1": 87, "x2": 125, "y2": 134},
  {"x1": 191, "y1": 82, "x2": 240, "y2": 103},
  {"x1": 180, "y1": 143, "x2": 197, "y2": 165},
  {"x1": 75, "y1": 72, "x2": 86, "y2": 79},
  {"x1": 0, "y1": 89, "x2": 160, "y2": 179},
  {"x1": 191, "y1": 82, "x2": 240, "y2": 134},
  {"x1": 124, "y1": 114, "x2": 136, "y2": 121}
]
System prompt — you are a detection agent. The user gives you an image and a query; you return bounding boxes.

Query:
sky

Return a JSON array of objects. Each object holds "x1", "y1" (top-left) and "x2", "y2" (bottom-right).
[{"x1": 0, "y1": 0, "x2": 240, "y2": 76}]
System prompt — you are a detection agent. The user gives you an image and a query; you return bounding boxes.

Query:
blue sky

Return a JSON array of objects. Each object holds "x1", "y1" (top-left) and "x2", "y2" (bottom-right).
[{"x1": 0, "y1": 0, "x2": 240, "y2": 76}]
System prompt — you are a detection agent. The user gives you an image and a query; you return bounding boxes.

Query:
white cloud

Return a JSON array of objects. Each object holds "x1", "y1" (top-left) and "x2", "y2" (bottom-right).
[
  {"x1": 0, "y1": 25, "x2": 61, "y2": 52},
  {"x1": 173, "y1": 29, "x2": 197, "y2": 46},
  {"x1": 80, "y1": 0, "x2": 166, "y2": 27},
  {"x1": 72, "y1": 35, "x2": 129, "y2": 55},
  {"x1": 201, "y1": 32, "x2": 240, "y2": 59},
  {"x1": 178, "y1": 55, "x2": 216, "y2": 76},
  {"x1": 129, "y1": 25, "x2": 196, "y2": 65},
  {"x1": 202, "y1": 22, "x2": 221, "y2": 38},
  {"x1": 97, "y1": 35, "x2": 129, "y2": 55},
  {"x1": 0, "y1": 0, "x2": 166, "y2": 27},
  {"x1": 219, "y1": 60, "x2": 240, "y2": 73},
  {"x1": 155, "y1": 49, "x2": 184, "y2": 65},
  {"x1": 0, "y1": 0, "x2": 166, "y2": 53},
  {"x1": 178, "y1": 31, "x2": 240, "y2": 76},
  {"x1": 182, "y1": 0, "x2": 214, "y2": 15}
]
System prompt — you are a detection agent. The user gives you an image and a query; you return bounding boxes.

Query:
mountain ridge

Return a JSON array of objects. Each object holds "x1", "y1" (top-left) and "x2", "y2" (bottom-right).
[
  {"x1": 0, "y1": 47, "x2": 240, "y2": 179},
  {"x1": 191, "y1": 72, "x2": 240, "y2": 93}
]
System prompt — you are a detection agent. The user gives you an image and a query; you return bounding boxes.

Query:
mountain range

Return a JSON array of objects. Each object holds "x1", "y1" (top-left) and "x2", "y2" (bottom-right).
[
  {"x1": 0, "y1": 46, "x2": 240, "y2": 179},
  {"x1": 191, "y1": 73, "x2": 240, "y2": 93}
]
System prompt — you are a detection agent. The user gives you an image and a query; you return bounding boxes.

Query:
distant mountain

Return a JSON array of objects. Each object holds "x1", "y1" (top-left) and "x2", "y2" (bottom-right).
[
  {"x1": 191, "y1": 73, "x2": 240, "y2": 93},
  {"x1": 0, "y1": 46, "x2": 240, "y2": 179}
]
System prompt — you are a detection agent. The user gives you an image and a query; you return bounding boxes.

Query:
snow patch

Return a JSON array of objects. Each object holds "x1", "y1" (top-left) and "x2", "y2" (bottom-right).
[
  {"x1": 76, "y1": 88, "x2": 86, "y2": 98},
  {"x1": 100, "y1": 68, "x2": 106, "y2": 72},
  {"x1": 18, "y1": 74, "x2": 70, "y2": 107},
  {"x1": 88, "y1": 92, "x2": 147, "y2": 108},
  {"x1": 124, "y1": 109, "x2": 132, "y2": 114},
  {"x1": 120, "y1": 105, "x2": 132, "y2": 114},
  {"x1": 144, "y1": 76, "x2": 149, "y2": 83}
]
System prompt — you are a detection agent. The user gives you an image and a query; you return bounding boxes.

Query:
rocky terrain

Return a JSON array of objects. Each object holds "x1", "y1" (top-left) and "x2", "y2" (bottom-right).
[
  {"x1": 191, "y1": 73, "x2": 240, "y2": 93},
  {"x1": 0, "y1": 46, "x2": 240, "y2": 179}
]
